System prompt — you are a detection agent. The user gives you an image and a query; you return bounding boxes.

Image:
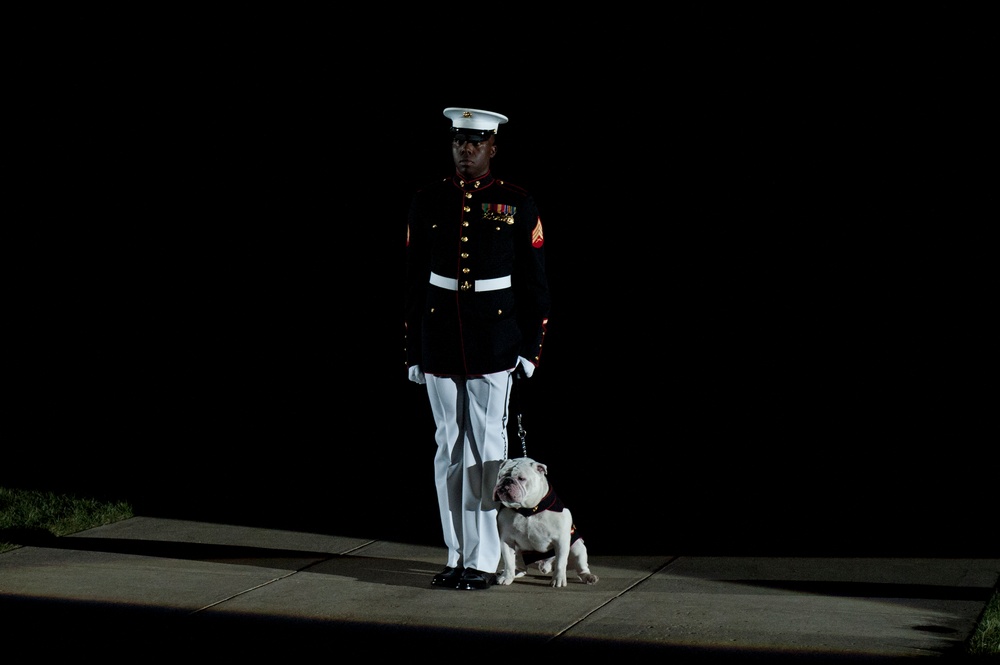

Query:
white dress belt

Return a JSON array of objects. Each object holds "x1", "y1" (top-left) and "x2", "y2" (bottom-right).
[{"x1": 430, "y1": 272, "x2": 512, "y2": 292}]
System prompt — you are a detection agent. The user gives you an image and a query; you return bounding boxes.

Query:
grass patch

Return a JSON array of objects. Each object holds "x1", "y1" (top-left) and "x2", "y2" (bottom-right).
[
  {"x1": 967, "y1": 586, "x2": 1000, "y2": 656},
  {"x1": 0, "y1": 486, "x2": 133, "y2": 553}
]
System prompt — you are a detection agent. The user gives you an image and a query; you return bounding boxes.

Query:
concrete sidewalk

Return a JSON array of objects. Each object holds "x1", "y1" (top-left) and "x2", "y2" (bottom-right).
[{"x1": 1, "y1": 516, "x2": 996, "y2": 662}]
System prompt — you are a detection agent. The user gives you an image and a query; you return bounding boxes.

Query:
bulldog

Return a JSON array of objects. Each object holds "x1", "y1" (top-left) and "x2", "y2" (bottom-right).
[{"x1": 493, "y1": 456, "x2": 599, "y2": 588}]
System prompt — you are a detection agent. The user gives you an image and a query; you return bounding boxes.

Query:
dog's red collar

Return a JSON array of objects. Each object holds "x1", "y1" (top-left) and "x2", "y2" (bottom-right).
[{"x1": 514, "y1": 485, "x2": 564, "y2": 517}]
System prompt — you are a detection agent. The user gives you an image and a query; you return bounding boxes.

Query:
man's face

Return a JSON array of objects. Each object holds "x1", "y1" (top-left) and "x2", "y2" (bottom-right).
[{"x1": 452, "y1": 134, "x2": 496, "y2": 180}]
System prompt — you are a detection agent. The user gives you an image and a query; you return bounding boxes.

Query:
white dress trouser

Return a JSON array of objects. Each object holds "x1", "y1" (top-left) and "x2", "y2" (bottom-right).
[{"x1": 425, "y1": 370, "x2": 512, "y2": 573}]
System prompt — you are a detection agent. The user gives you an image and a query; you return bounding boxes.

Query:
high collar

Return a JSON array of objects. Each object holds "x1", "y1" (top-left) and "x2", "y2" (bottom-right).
[{"x1": 451, "y1": 169, "x2": 495, "y2": 192}]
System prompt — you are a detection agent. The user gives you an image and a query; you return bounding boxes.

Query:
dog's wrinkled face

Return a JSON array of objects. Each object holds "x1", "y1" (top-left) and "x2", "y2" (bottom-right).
[{"x1": 493, "y1": 457, "x2": 548, "y2": 509}]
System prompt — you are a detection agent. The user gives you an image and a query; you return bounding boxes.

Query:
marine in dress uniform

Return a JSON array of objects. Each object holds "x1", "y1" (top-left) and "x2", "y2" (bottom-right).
[{"x1": 404, "y1": 107, "x2": 550, "y2": 590}]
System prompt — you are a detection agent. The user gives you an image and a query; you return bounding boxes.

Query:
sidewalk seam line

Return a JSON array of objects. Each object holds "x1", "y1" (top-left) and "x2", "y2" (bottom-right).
[
  {"x1": 190, "y1": 570, "x2": 300, "y2": 615},
  {"x1": 188, "y1": 542, "x2": 382, "y2": 615},
  {"x1": 546, "y1": 556, "x2": 679, "y2": 643}
]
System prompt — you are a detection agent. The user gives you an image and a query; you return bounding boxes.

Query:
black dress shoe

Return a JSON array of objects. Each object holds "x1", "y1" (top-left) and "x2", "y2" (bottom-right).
[
  {"x1": 456, "y1": 568, "x2": 496, "y2": 590},
  {"x1": 431, "y1": 566, "x2": 464, "y2": 587}
]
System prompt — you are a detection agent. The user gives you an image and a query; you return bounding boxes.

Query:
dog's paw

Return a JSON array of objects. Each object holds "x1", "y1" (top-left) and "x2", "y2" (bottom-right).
[
  {"x1": 536, "y1": 559, "x2": 553, "y2": 575},
  {"x1": 496, "y1": 574, "x2": 516, "y2": 586},
  {"x1": 551, "y1": 574, "x2": 568, "y2": 588},
  {"x1": 578, "y1": 572, "x2": 599, "y2": 585}
]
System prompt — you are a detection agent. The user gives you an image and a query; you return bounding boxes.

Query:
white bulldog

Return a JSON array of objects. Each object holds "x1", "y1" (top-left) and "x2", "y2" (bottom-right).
[{"x1": 492, "y1": 456, "x2": 599, "y2": 588}]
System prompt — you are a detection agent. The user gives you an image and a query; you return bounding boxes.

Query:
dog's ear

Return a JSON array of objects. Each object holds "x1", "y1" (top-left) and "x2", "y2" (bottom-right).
[{"x1": 536, "y1": 462, "x2": 548, "y2": 476}]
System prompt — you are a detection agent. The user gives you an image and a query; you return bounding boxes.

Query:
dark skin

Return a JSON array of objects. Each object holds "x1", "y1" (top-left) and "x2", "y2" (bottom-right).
[{"x1": 452, "y1": 135, "x2": 496, "y2": 180}]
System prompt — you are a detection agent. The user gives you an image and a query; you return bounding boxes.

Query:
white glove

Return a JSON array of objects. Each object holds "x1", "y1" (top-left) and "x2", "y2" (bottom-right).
[
  {"x1": 407, "y1": 365, "x2": 426, "y2": 384},
  {"x1": 517, "y1": 356, "x2": 535, "y2": 378}
]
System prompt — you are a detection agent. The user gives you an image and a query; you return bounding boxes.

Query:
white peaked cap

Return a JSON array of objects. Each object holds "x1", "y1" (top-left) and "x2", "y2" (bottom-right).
[{"x1": 443, "y1": 107, "x2": 509, "y2": 132}]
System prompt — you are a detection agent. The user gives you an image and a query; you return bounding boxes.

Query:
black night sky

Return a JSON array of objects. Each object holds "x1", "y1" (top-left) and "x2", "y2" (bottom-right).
[{"x1": 10, "y1": 38, "x2": 991, "y2": 556}]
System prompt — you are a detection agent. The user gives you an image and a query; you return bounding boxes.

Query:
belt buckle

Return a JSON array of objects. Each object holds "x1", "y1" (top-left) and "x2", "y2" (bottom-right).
[{"x1": 460, "y1": 280, "x2": 472, "y2": 292}]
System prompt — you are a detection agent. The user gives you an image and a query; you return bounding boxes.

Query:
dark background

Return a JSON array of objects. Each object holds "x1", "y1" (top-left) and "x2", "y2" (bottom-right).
[{"x1": 8, "y1": 35, "x2": 991, "y2": 556}]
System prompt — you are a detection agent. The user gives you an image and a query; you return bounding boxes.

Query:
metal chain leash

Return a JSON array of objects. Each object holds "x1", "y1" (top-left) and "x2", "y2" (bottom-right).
[
  {"x1": 517, "y1": 413, "x2": 527, "y2": 457},
  {"x1": 513, "y1": 368, "x2": 528, "y2": 457}
]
